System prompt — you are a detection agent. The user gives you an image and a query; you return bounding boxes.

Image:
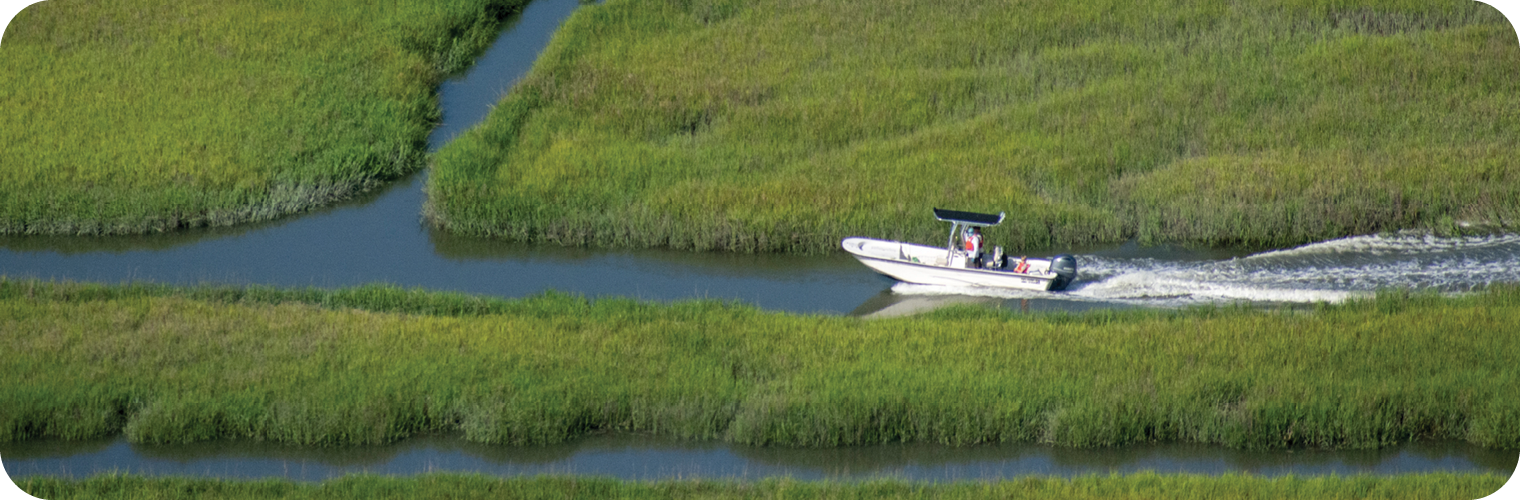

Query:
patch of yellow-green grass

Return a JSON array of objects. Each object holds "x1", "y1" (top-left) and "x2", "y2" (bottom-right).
[
  {"x1": 0, "y1": 0, "x2": 528, "y2": 235},
  {"x1": 429, "y1": 0, "x2": 1520, "y2": 254},
  {"x1": 14, "y1": 473, "x2": 1512, "y2": 500},
  {"x1": 1, "y1": 279, "x2": 1517, "y2": 450}
]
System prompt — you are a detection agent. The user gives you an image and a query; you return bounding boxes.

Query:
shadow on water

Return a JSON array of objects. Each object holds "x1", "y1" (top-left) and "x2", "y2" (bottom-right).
[
  {"x1": 0, "y1": 174, "x2": 417, "y2": 256},
  {"x1": 3, "y1": 434, "x2": 1514, "y2": 482},
  {"x1": 428, "y1": 229, "x2": 866, "y2": 281}
]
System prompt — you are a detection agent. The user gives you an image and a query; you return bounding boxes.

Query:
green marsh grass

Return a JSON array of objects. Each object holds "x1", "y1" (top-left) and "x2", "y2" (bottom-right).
[
  {"x1": 14, "y1": 473, "x2": 1511, "y2": 500},
  {"x1": 429, "y1": 0, "x2": 1520, "y2": 253},
  {"x1": 2, "y1": 278, "x2": 1517, "y2": 450},
  {"x1": 0, "y1": 0, "x2": 529, "y2": 235}
]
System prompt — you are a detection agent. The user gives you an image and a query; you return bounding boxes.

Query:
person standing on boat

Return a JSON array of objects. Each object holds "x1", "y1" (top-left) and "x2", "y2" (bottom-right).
[{"x1": 964, "y1": 226, "x2": 984, "y2": 268}]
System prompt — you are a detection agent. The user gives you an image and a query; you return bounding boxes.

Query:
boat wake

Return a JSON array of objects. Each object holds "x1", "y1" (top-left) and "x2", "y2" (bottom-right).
[{"x1": 891, "y1": 233, "x2": 1520, "y2": 308}]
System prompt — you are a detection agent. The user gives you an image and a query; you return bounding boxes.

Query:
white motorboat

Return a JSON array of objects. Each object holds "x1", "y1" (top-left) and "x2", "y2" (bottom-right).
[{"x1": 842, "y1": 208, "x2": 1078, "y2": 291}]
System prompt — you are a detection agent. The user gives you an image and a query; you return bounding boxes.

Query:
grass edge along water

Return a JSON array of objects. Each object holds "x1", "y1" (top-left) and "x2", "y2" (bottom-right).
[
  {"x1": 9, "y1": 473, "x2": 1514, "y2": 500},
  {"x1": 1, "y1": 278, "x2": 1517, "y2": 451}
]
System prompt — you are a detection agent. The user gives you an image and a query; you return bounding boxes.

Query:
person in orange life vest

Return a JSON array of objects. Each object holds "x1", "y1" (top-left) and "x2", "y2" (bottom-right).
[
  {"x1": 1014, "y1": 256, "x2": 1030, "y2": 273},
  {"x1": 964, "y1": 226, "x2": 984, "y2": 268}
]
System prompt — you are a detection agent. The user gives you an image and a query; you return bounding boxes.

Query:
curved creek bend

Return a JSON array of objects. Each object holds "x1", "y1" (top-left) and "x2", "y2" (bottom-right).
[{"x1": 2, "y1": 0, "x2": 1517, "y2": 481}]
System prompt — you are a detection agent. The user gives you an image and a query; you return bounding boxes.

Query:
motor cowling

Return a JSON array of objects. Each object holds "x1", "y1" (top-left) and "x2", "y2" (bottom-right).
[{"x1": 1048, "y1": 254, "x2": 1078, "y2": 291}]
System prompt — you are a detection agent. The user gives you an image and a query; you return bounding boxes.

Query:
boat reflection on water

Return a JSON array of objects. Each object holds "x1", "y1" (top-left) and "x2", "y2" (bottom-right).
[
  {"x1": 849, "y1": 291, "x2": 1003, "y2": 318},
  {"x1": 848, "y1": 288, "x2": 1136, "y2": 318}
]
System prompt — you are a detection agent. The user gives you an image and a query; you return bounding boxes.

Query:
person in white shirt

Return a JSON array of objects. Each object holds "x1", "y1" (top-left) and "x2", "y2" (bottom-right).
[{"x1": 964, "y1": 226, "x2": 984, "y2": 268}]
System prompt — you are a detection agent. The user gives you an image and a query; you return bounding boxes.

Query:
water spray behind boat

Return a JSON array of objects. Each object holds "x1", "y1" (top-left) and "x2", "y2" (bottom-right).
[{"x1": 886, "y1": 232, "x2": 1520, "y2": 309}]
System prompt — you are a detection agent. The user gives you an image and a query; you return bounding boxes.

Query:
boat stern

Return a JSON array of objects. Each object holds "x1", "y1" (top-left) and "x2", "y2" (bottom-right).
[{"x1": 1047, "y1": 254, "x2": 1078, "y2": 291}]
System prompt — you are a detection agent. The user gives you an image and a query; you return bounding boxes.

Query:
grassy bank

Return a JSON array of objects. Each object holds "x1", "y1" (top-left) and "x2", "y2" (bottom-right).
[
  {"x1": 428, "y1": 0, "x2": 1520, "y2": 253},
  {"x1": 0, "y1": 0, "x2": 530, "y2": 235},
  {"x1": 1, "y1": 279, "x2": 1517, "y2": 450},
  {"x1": 14, "y1": 473, "x2": 1510, "y2": 500}
]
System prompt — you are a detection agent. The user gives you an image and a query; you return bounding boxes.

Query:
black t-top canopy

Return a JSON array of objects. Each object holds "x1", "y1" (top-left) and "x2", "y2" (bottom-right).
[{"x1": 933, "y1": 208, "x2": 1004, "y2": 227}]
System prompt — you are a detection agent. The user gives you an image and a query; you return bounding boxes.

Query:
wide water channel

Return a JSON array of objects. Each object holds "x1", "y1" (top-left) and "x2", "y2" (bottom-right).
[{"x1": 2, "y1": 0, "x2": 1517, "y2": 482}]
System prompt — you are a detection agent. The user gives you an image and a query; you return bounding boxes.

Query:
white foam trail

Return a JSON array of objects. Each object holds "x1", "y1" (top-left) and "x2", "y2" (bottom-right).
[
  {"x1": 891, "y1": 233, "x2": 1520, "y2": 308},
  {"x1": 1245, "y1": 232, "x2": 1520, "y2": 259}
]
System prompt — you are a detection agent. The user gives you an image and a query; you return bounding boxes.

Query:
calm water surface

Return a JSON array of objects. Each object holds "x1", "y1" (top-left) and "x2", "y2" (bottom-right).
[{"x1": 3, "y1": 434, "x2": 1514, "y2": 482}]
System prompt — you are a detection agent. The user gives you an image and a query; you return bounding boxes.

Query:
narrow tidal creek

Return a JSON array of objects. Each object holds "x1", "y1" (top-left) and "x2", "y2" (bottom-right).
[{"x1": 4, "y1": 434, "x2": 1514, "y2": 482}]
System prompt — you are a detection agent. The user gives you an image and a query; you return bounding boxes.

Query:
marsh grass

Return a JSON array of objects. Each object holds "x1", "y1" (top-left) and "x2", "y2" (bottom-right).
[
  {"x1": 0, "y1": 0, "x2": 530, "y2": 235},
  {"x1": 428, "y1": 0, "x2": 1520, "y2": 253},
  {"x1": 14, "y1": 473, "x2": 1511, "y2": 500},
  {"x1": 2, "y1": 278, "x2": 1517, "y2": 450}
]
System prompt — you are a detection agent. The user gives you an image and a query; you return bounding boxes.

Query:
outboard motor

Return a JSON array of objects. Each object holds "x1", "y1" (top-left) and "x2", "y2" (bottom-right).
[{"x1": 1048, "y1": 254, "x2": 1078, "y2": 291}]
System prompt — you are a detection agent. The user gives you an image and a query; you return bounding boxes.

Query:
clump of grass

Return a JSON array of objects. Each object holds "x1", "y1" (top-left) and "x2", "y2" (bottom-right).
[
  {"x1": 0, "y1": 0, "x2": 531, "y2": 235},
  {"x1": 15, "y1": 473, "x2": 1511, "y2": 500},
  {"x1": 0, "y1": 279, "x2": 542, "y2": 318},
  {"x1": 428, "y1": 0, "x2": 1519, "y2": 254},
  {"x1": 2, "y1": 278, "x2": 1517, "y2": 450}
]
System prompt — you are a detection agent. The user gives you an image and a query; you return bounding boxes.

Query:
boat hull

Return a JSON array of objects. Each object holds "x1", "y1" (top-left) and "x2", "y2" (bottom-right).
[{"x1": 842, "y1": 237, "x2": 1062, "y2": 291}]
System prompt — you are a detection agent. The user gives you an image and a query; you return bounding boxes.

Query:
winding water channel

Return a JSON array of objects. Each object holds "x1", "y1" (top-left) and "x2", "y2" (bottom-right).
[
  {"x1": 4, "y1": 434, "x2": 1514, "y2": 482},
  {"x1": 2, "y1": 0, "x2": 1517, "y2": 482}
]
